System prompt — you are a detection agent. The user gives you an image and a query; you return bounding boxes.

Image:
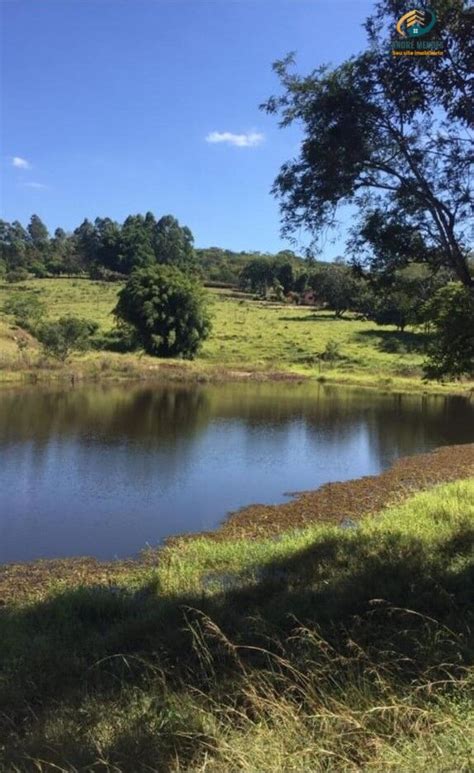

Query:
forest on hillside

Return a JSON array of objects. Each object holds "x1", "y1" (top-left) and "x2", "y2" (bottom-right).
[{"x1": 0, "y1": 213, "x2": 309, "y2": 286}]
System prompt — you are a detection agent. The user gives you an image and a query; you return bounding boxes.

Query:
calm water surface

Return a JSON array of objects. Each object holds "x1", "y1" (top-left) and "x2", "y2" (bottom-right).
[{"x1": 0, "y1": 382, "x2": 473, "y2": 563}]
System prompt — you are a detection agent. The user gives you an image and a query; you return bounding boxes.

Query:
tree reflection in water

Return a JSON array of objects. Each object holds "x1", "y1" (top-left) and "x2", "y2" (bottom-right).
[{"x1": 0, "y1": 382, "x2": 472, "y2": 563}]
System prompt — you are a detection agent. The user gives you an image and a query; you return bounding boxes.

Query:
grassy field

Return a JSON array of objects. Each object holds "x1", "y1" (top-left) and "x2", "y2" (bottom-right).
[
  {"x1": 1, "y1": 478, "x2": 473, "y2": 771},
  {"x1": 0, "y1": 278, "x2": 471, "y2": 394}
]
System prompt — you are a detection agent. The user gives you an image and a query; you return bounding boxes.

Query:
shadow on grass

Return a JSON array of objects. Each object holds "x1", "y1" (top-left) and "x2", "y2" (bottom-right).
[
  {"x1": 91, "y1": 328, "x2": 140, "y2": 354},
  {"x1": 278, "y1": 313, "x2": 344, "y2": 323},
  {"x1": 354, "y1": 328, "x2": 433, "y2": 354},
  {"x1": 1, "y1": 524, "x2": 473, "y2": 771}
]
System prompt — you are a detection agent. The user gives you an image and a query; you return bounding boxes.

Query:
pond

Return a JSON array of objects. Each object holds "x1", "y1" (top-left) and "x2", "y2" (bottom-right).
[{"x1": 0, "y1": 381, "x2": 473, "y2": 564}]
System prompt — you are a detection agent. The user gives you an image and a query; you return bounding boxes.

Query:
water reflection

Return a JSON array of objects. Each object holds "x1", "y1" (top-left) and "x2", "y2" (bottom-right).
[{"x1": 0, "y1": 382, "x2": 472, "y2": 563}]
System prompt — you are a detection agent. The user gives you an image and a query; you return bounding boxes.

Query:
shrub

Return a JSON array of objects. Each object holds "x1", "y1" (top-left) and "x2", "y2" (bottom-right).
[
  {"x1": 5, "y1": 268, "x2": 29, "y2": 283},
  {"x1": 36, "y1": 316, "x2": 99, "y2": 362},
  {"x1": 3, "y1": 292, "x2": 45, "y2": 331},
  {"x1": 89, "y1": 264, "x2": 128, "y2": 282},
  {"x1": 114, "y1": 265, "x2": 212, "y2": 358},
  {"x1": 91, "y1": 324, "x2": 139, "y2": 353},
  {"x1": 321, "y1": 340, "x2": 342, "y2": 361}
]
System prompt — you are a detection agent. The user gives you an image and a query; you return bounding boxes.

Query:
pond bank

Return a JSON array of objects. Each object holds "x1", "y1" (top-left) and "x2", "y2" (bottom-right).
[
  {"x1": 1, "y1": 354, "x2": 473, "y2": 397},
  {"x1": 2, "y1": 280, "x2": 473, "y2": 396},
  {"x1": 1, "y1": 442, "x2": 473, "y2": 605},
  {"x1": 200, "y1": 442, "x2": 474, "y2": 541}
]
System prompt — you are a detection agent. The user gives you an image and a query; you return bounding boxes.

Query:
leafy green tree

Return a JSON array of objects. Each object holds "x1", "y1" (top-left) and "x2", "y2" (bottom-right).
[
  {"x1": 153, "y1": 215, "x2": 196, "y2": 270},
  {"x1": 0, "y1": 220, "x2": 29, "y2": 270},
  {"x1": 371, "y1": 289, "x2": 415, "y2": 332},
  {"x1": 3, "y1": 292, "x2": 45, "y2": 330},
  {"x1": 50, "y1": 227, "x2": 77, "y2": 275},
  {"x1": 273, "y1": 259, "x2": 294, "y2": 294},
  {"x1": 369, "y1": 265, "x2": 448, "y2": 331},
  {"x1": 293, "y1": 271, "x2": 308, "y2": 294},
  {"x1": 36, "y1": 316, "x2": 99, "y2": 362},
  {"x1": 27, "y1": 215, "x2": 49, "y2": 250},
  {"x1": 351, "y1": 281, "x2": 377, "y2": 320},
  {"x1": 308, "y1": 263, "x2": 363, "y2": 317},
  {"x1": 53, "y1": 227, "x2": 67, "y2": 243},
  {"x1": 46, "y1": 257, "x2": 65, "y2": 276},
  {"x1": 73, "y1": 219, "x2": 99, "y2": 270},
  {"x1": 118, "y1": 214, "x2": 155, "y2": 273},
  {"x1": 29, "y1": 262, "x2": 48, "y2": 278},
  {"x1": 114, "y1": 265, "x2": 211, "y2": 358},
  {"x1": 263, "y1": 0, "x2": 473, "y2": 290},
  {"x1": 423, "y1": 284, "x2": 474, "y2": 380},
  {"x1": 239, "y1": 258, "x2": 275, "y2": 295},
  {"x1": 94, "y1": 217, "x2": 122, "y2": 272}
]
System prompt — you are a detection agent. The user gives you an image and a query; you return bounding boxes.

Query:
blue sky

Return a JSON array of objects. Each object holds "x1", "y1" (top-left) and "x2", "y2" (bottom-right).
[{"x1": 1, "y1": 0, "x2": 375, "y2": 257}]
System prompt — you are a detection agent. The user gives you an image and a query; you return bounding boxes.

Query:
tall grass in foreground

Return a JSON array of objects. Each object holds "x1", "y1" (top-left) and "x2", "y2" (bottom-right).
[{"x1": 0, "y1": 480, "x2": 473, "y2": 771}]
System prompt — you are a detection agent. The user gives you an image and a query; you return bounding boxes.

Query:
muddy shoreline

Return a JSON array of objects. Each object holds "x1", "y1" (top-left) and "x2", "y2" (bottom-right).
[{"x1": 1, "y1": 443, "x2": 473, "y2": 605}]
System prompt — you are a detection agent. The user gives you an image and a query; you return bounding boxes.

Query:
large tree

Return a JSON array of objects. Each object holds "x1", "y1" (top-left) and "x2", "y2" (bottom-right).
[
  {"x1": 423, "y1": 283, "x2": 474, "y2": 378},
  {"x1": 0, "y1": 220, "x2": 29, "y2": 269},
  {"x1": 114, "y1": 265, "x2": 211, "y2": 358},
  {"x1": 118, "y1": 214, "x2": 155, "y2": 273},
  {"x1": 262, "y1": 0, "x2": 473, "y2": 290},
  {"x1": 308, "y1": 261, "x2": 365, "y2": 318},
  {"x1": 239, "y1": 257, "x2": 275, "y2": 295},
  {"x1": 73, "y1": 218, "x2": 99, "y2": 268},
  {"x1": 153, "y1": 215, "x2": 196, "y2": 270},
  {"x1": 27, "y1": 214, "x2": 49, "y2": 250}
]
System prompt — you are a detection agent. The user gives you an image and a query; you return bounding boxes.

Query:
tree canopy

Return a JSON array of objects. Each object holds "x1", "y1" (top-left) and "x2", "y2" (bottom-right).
[
  {"x1": 0, "y1": 214, "x2": 311, "y2": 287},
  {"x1": 262, "y1": 0, "x2": 473, "y2": 290},
  {"x1": 0, "y1": 213, "x2": 199, "y2": 280},
  {"x1": 114, "y1": 265, "x2": 212, "y2": 358},
  {"x1": 423, "y1": 283, "x2": 474, "y2": 379}
]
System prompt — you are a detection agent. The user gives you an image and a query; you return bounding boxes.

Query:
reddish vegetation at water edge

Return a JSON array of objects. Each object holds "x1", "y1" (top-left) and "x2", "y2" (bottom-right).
[{"x1": 199, "y1": 443, "x2": 474, "y2": 541}]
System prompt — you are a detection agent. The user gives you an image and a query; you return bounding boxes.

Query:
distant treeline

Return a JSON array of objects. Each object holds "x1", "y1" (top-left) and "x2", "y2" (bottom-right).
[
  {"x1": 0, "y1": 212, "x2": 458, "y2": 334},
  {"x1": 0, "y1": 212, "x2": 311, "y2": 286}
]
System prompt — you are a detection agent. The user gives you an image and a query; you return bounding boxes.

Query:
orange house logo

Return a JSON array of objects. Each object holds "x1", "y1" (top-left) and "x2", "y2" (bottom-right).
[
  {"x1": 392, "y1": 7, "x2": 444, "y2": 56},
  {"x1": 396, "y1": 8, "x2": 437, "y2": 37}
]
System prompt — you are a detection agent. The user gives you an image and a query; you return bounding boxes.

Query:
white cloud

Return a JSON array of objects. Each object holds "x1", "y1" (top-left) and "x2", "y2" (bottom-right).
[
  {"x1": 22, "y1": 181, "x2": 48, "y2": 190},
  {"x1": 12, "y1": 156, "x2": 31, "y2": 169},
  {"x1": 205, "y1": 131, "x2": 265, "y2": 148}
]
